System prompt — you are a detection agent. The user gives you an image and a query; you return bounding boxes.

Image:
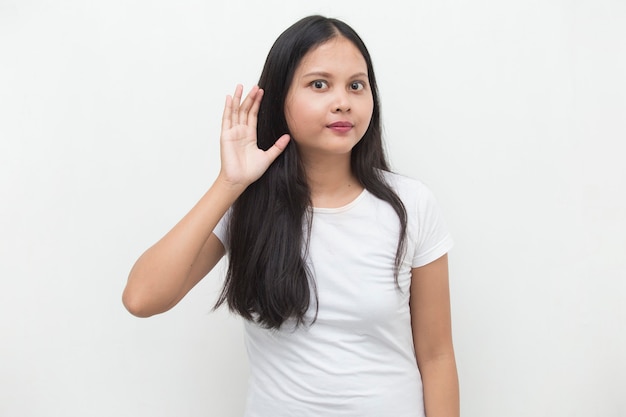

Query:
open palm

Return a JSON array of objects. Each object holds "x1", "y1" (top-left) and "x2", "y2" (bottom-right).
[{"x1": 219, "y1": 85, "x2": 290, "y2": 189}]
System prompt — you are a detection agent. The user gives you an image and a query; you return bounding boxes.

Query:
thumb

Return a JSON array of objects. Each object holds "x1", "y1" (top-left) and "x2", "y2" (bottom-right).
[{"x1": 263, "y1": 134, "x2": 291, "y2": 163}]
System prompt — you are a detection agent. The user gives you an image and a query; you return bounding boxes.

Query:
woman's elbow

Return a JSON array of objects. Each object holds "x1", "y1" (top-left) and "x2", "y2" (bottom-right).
[{"x1": 122, "y1": 286, "x2": 158, "y2": 318}]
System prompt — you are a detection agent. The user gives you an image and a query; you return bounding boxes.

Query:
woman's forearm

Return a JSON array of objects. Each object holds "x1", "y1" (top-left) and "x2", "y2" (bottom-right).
[
  {"x1": 420, "y1": 354, "x2": 460, "y2": 417},
  {"x1": 122, "y1": 177, "x2": 242, "y2": 317}
]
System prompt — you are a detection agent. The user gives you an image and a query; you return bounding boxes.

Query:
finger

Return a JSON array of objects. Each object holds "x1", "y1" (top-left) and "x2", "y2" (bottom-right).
[
  {"x1": 246, "y1": 88, "x2": 263, "y2": 127},
  {"x1": 263, "y1": 134, "x2": 290, "y2": 163},
  {"x1": 231, "y1": 84, "x2": 243, "y2": 125},
  {"x1": 239, "y1": 85, "x2": 259, "y2": 124},
  {"x1": 221, "y1": 94, "x2": 233, "y2": 131}
]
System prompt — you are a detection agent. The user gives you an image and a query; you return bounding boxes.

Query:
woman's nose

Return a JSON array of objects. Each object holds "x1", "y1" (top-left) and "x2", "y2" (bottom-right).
[{"x1": 331, "y1": 90, "x2": 351, "y2": 113}]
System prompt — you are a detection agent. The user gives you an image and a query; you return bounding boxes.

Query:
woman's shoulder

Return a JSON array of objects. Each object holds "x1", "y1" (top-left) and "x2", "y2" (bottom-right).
[{"x1": 379, "y1": 170, "x2": 445, "y2": 221}]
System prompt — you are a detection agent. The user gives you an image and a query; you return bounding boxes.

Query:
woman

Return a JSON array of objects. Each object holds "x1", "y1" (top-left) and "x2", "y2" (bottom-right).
[{"x1": 123, "y1": 15, "x2": 459, "y2": 417}]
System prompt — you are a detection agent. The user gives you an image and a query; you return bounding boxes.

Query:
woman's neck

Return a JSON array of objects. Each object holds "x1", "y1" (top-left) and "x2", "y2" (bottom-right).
[{"x1": 301, "y1": 153, "x2": 363, "y2": 208}]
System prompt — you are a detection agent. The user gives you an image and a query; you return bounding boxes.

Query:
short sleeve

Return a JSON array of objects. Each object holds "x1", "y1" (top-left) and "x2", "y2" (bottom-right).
[
  {"x1": 213, "y1": 209, "x2": 231, "y2": 251},
  {"x1": 411, "y1": 185, "x2": 454, "y2": 268}
]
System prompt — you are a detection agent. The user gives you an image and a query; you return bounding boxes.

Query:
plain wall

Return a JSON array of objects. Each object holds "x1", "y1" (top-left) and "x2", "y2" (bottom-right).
[{"x1": 1, "y1": 1, "x2": 625, "y2": 416}]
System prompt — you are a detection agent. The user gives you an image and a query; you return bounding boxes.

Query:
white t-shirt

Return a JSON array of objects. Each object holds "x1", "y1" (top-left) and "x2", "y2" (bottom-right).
[{"x1": 213, "y1": 172, "x2": 453, "y2": 417}]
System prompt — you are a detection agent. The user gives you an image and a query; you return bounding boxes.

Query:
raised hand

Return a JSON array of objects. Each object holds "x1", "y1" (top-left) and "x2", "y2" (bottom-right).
[{"x1": 218, "y1": 84, "x2": 290, "y2": 189}]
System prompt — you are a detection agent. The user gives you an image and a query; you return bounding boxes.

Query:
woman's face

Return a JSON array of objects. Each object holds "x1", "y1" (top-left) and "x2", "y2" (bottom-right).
[{"x1": 284, "y1": 36, "x2": 374, "y2": 160}]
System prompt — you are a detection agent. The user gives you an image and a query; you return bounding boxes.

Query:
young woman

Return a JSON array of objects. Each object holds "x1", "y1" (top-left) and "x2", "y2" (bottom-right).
[{"x1": 123, "y1": 15, "x2": 459, "y2": 417}]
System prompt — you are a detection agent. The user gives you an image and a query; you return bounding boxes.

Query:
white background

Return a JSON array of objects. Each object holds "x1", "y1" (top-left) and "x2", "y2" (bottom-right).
[{"x1": 1, "y1": 1, "x2": 625, "y2": 416}]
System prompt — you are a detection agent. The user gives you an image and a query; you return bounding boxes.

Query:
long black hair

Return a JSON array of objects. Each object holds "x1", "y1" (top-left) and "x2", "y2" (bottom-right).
[{"x1": 215, "y1": 15, "x2": 407, "y2": 329}]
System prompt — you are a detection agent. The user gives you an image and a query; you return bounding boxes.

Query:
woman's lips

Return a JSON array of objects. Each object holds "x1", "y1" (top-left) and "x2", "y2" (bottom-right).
[{"x1": 327, "y1": 121, "x2": 353, "y2": 133}]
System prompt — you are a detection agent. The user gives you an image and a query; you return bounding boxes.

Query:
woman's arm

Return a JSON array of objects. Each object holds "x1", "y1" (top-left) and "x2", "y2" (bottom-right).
[
  {"x1": 122, "y1": 85, "x2": 290, "y2": 317},
  {"x1": 122, "y1": 182, "x2": 236, "y2": 317},
  {"x1": 410, "y1": 254, "x2": 460, "y2": 417}
]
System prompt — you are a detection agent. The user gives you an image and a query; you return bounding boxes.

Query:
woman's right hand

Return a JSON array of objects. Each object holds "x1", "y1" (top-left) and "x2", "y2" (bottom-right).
[
  {"x1": 124, "y1": 84, "x2": 288, "y2": 317},
  {"x1": 218, "y1": 84, "x2": 290, "y2": 190}
]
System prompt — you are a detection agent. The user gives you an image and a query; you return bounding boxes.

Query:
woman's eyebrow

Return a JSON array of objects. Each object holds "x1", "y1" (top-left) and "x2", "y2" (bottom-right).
[
  {"x1": 302, "y1": 71, "x2": 332, "y2": 78},
  {"x1": 301, "y1": 71, "x2": 368, "y2": 78}
]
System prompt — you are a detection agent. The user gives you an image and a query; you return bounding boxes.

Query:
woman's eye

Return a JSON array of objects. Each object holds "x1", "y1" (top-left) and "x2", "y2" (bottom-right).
[
  {"x1": 311, "y1": 80, "x2": 328, "y2": 89},
  {"x1": 350, "y1": 81, "x2": 365, "y2": 91}
]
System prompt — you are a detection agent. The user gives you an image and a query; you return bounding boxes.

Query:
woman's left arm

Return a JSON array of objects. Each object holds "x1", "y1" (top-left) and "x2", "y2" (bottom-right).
[{"x1": 410, "y1": 254, "x2": 460, "y2": 417}]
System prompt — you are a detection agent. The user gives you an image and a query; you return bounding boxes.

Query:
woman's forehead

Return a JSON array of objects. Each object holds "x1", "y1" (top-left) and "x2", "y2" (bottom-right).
[{"x1": 295, "y1": 37, "x2": 368, "y2": 75}]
